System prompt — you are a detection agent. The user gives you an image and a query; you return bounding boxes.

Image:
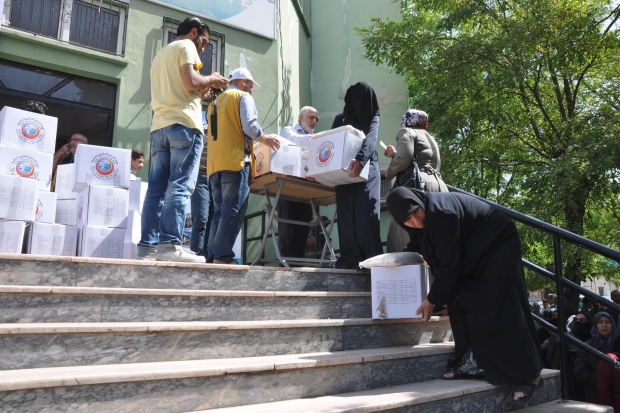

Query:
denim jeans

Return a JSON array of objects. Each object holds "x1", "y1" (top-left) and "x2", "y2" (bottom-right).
[
  {"x1": 207, "y1": 164, "x2": 250, "y2": 263},
  {"x1": 139, "y1": 124, "x2": 202, "y2": 247},
  {"x1": 190, "y1": 172, "x2": 213, "y2": 257}
]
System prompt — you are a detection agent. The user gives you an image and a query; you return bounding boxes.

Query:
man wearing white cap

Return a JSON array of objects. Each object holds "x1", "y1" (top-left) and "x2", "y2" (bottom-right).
[{"x1": 206, "y1": 67, "x2": 281, "y2": 264}]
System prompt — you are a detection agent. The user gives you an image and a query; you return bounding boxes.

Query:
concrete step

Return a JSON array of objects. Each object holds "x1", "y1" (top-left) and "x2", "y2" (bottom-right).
[
  {"x1": 0, "y1": 285, "x2": 372, "y2": 323},
  {"x1": 187, "y1": 370, "x2": 561, "y2": 413},
  {"x1": 0, "y1": 344, "x2": 455, "y2": 412},
  {"x1": 0, "y1": 253, "x2": 369, "y2": 291},
  {"x1": 519, "y1": 400, "x2": 613, "y2": 412},
  {"x1": 0, "y1": 317, "x2": 452, "y2": 370}
]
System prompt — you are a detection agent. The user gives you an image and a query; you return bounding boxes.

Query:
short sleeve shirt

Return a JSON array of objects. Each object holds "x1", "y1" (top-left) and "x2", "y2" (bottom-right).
[{"x1": 150, "y1": 39, "x2": 203, "y2": 133}]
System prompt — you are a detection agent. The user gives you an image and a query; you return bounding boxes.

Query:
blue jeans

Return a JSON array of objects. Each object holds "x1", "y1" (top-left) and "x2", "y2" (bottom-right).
[
  {"x1": 190, "y1": 172, "x2": 213, "y2": 257},
  {"x1": 207, "y1": 164, "x2": 250, "y2": 263},
  {"x1": 139, "y1": 124, "x2": 202, "y2": 246}
]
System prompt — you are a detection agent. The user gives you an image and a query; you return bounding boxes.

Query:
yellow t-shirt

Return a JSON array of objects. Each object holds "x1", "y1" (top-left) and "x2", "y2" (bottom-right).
[{"x1": 150, "y1": 39, "x2": 204, "y2": 133}]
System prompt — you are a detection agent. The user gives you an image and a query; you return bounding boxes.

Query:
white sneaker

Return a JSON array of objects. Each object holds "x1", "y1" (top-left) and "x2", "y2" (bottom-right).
[
  {"x1": 137, "y1": 245, "x2": 156, "y2": 261},
  {"x1": 156, "y1": 242, "x2": 206, "y2": 263}
]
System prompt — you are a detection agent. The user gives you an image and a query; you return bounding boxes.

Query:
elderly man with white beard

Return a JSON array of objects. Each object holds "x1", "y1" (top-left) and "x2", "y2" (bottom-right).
[{"x1": 277, "y1": 106, "x2": 320, "y2": 261}]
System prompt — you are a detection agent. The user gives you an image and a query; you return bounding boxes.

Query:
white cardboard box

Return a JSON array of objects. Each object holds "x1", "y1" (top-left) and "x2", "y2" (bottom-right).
[
  {"x1": 128, "y1": 180, "x2": 148, "y2": 213},
  {"x1": 0, "y1": 220, "x2": 25, "y2": 254},
  {"x1": 254, "y1": 143, "x2": 302, "y2": 177},
  {"x1": 125, "y1": 210, "x2": 141, "y2": 242},
  {"x1": 54, "y1": 164, "x2": 77, "y2": 199},
  {"x1": 123, "y1": 241, "x2": 137, "y2": 260},
  {"x1": 35, "y1": 191, "x2": 57, "y2": 224},
  {"x1": 77, "y1": 185, "x2": 128, "y2": 229},
  {"x1": 0, "y1": 106, "x2": 58, "y2": 154},
  {"x1": 307, "y1": 129, "x2": 369, "y2": 187},
  {"x1": 0, "y1": 144, "x2": 53, "y2": 191},
  {"x1": 371, "y1": 265, "x2": 426, "y2": 320},
  {"x1": 56, "y1": 199, "x2": 77, "y2": 226},
  {"x1": 73, "y1": 145, "x2": 131, "y2": 190},
  {"x1": 26, "y1": 222, "x2": 77, "y2": 256},
  {"x1": 0, "y1": 173, "x2": 38, "y2": 222},
  {"x1": 78, "y1": 225, "x2": 124, "y2": 258}
]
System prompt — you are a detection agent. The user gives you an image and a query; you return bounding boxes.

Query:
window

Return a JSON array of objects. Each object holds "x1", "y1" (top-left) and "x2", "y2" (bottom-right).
[
  {"x1": 162, "y1": 17, "x2": 225, "y2": 76},
  {"x1": 599, "y1": 287, "x2": 605, "y2": 296},
  {"x1": 2, "y1": 0, "x2": 128, "y2": 55}
]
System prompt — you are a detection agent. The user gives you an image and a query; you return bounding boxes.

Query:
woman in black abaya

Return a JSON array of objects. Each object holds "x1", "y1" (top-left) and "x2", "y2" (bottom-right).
[
  {"x1": 331, "y1": 82, "x2": 383, "y2": 269},
  {"x1": 386, "y1": 187, "x2": 542, "y2": 409}
]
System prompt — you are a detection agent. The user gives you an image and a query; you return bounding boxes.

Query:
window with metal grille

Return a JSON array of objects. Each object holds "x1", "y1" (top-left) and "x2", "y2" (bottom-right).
[
  {"x1": 162, "y1": 17, "x2": 225, "y2": 76},
  {"x1": 2, "y1": 0, "x2": 128, "y2": 56}
]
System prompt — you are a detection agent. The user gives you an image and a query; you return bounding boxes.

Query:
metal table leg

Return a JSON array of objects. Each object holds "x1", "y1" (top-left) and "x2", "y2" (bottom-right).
[{"x1": 250, "y1": 182, "x2": 285, "y2": 266}]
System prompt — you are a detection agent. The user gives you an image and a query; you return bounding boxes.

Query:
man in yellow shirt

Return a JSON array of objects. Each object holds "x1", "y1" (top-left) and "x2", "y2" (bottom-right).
[{"x1": 138, "y1": 17, "x2": 228, "y2": 263}]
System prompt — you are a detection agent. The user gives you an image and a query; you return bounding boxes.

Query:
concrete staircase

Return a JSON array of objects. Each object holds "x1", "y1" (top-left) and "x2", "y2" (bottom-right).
[{"x1": 0, "y1": 254, "x2": 570, "y2": 412}]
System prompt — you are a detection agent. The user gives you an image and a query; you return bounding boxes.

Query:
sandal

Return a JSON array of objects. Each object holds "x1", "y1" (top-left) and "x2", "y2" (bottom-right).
[{"x1": 500, "y1": 377, "x2": 544, "y2": 411}]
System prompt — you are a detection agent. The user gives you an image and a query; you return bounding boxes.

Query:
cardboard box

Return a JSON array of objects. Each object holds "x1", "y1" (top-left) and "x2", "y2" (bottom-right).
[
  {"x1": 54, "y1": 164, "x2": 77, "y2": 199},
  {"x1": 0, "y1": 220, "x2": 25, "y2": 254},
  {"x1": 128, "y1": 180, "x2": 148, "y2": 213},
  {"x1": 25, "y1": 222, "x2": 77, "y2": 256},
  {"x1": 77, "y1": 185, "x2": 128, "y2": 229},
  {"x1": 0, "y1": 144, "x2": 53, "y2": 191},
  {"x1": 306, "y1": 129, "x2": 370, "y2": 187},
  {"x1": 56, "y1": 199, "x2": 77, "y2": 226},
  {"x1": 125, "y1": 210, "x2": 141, "y2": 242},
  {"x1": 78, "y1": 225, "x2": 124, "y2": 258},
  {"x1": 73, "y1": 145, "x2": 131, "y2": 190},
  {"x1": 0, "y1": 173, "x2": 38, "y2": 222},
  {"x1": 35, "y1": 191, "x2": 57, "y2": 224},
  {"x1": 371, "y1": 265, "x2": 426, "y2": 320},
  {"x1": 254, "y1": 143, "x2": 302, "y2": 177},
  {"x1": 123, "y1": 241, "x2": 137, "y2": 259},
  {"x1": 0, "y1": 106, "x2": 58, "y2": 154}
]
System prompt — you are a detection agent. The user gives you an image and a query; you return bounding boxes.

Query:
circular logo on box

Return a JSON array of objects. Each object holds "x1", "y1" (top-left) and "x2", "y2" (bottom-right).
[
  {"x1": 256, "y1": 153, "x2": 264, "y2": 174},
  {"x1": 91, "y1": 153, "x2": 119, "y2": 180},
  {"x1": 17, "y1": 118, "x2": 45, "y2": 143},
  {"x1": 35, "y1": 200, "x2": 43, "y2": 221},
  {"x1": 316, "y1": 141, "x2": 335, "y2": 167},
  {"x1": 15, "y1": 160, "x2": 36, "y2": 178}
]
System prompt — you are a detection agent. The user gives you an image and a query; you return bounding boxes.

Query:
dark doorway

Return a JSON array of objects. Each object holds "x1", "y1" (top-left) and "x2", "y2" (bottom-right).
[{"x1": 0, "y1": 59, "x2": 116, "y2": 151}]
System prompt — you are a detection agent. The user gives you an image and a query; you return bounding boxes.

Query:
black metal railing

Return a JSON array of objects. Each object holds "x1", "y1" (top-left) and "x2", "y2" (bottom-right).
[
  {"x1": 448, "y1": 185, "x2": 620, "y2": 400},
  {"x1": 2, "y1": 0, "x2": 129, "y2": 56}
]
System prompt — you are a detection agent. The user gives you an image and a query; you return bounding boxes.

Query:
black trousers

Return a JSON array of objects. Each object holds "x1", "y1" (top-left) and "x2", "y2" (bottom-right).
[{"x1": 277, "y1": 200, "x2": 313, "y2": 258}]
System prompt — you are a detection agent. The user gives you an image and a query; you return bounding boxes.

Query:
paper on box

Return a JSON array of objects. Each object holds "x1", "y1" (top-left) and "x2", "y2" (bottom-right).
[
  {"x1": 54, "y1": 164, "x2": 76, "y2": 199},
  {"x1": 0, "y1": 173, "x2": 38, "y2": 221},
  {"x1": 77, "y1": 185, "x2": 128, "y2": 229},
  {"x1": 73, "y1": 145, "x2": 131, "y2": 190},
  {"x1": 254, "y1": 143, "x2": 302, "y2": 177},
  {"x1": 55, "y1": 199, "x2": 77, "y2": 226},
  {"x1": 35, "y1": 191, "x2": 57, "y2": 223},
  {"x1": 26, "y1": 223, "x2": 77, "y2": 256},
  {"x1": 0, "y1": 144, "x2": 53, "y2": 191},
  {"x1": 0, "y1": 219, "x2": 25, "y2": 254},
  {"x1": 371, "y1": 265, "x2": 426, "y2": 320},
  {"x1": 128, "y1": 180, "x2": 148, "y2": 213},
  {"x1": 306, "y1": 129, "x2": 369, "y2": 186},
  {"x1": 78, "y1": 225, "x2": 124, "y2": 258},
  {"x1": 0, "y1": 106, "x2": 58, "y2": 154}
]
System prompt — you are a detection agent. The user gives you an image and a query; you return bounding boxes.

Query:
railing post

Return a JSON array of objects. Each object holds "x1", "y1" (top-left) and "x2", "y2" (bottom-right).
[{"x1": 554, "y1": 235, "x2": 569, "y2": 401}]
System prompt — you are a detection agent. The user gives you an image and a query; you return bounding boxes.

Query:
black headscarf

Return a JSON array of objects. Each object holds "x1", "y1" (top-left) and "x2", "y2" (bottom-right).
[
  {"x1": 341, "y1": 81, "x2": 380, "y2": 131},
  {"x1": 571, "y1": 311, "x2": 593, "y2": 341},
  {"x1": 386, "y1": 187, "x2": 427, "y2": 230}
]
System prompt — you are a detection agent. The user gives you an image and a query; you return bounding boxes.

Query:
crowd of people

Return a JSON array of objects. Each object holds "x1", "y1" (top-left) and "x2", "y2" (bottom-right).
[{"x1": 532, "y1": 292, "x2": 620, "y2": 411}]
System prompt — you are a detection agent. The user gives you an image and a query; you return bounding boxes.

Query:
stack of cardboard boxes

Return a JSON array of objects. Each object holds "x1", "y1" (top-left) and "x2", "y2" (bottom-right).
[{"x1": 0, "y1": 105, "x2": 147, "y2": 259}]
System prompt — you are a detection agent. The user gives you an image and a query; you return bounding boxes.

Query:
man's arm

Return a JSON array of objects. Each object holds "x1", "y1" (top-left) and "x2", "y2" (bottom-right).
[
  {"x1": 280, "y1": 125, "x2": 311, "y2": 149},
  {"x1": 180, "y1": 66, "x2": 227, "y2": 91}
]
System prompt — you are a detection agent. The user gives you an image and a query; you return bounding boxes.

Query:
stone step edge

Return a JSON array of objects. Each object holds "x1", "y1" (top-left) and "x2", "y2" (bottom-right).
[
  {"x1": 518, "y1": 400, "x2": 613, "y2": 412},
  {"x1": 0, "y1": 317, "x2": 449, "y2": 335},
  {"x1": 0, "y1": 253, "x2": 368, "y2": 274},
  {"x1": 0, "y1": 285, "x2": 370, "y2": 298},
  {"x1": 0, "y1": 343, "x2": 455, "y2": 392},
  {"x1": 189, "y1": 369, "x2": 560, "y2": 413}
]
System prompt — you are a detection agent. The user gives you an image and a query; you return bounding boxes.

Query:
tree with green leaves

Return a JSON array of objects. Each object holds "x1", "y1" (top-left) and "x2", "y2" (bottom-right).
[{"x1": 358, "y1": 0, "x2": 620, "y2": 303}]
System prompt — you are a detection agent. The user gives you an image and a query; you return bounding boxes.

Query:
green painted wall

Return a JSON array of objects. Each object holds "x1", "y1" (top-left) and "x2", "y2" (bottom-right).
[{"x1": 310, "y1": 0, "x2": 408, "y2": 252}]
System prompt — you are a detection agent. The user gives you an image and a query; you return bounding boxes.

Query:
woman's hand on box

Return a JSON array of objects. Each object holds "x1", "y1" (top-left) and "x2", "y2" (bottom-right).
[{"x1": 348, "y1": 159, "x2": 362, "y2": 177}]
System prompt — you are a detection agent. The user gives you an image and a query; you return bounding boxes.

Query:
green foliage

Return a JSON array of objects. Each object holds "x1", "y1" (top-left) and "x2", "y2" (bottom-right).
[{"x1": 358, "y1": 0, "x2": 620, "y2": 288}]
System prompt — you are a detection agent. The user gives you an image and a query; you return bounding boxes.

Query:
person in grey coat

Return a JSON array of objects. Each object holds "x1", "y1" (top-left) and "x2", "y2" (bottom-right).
[{"x1": 383, "y1": 109, "x2": 448, "y2": 253}]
